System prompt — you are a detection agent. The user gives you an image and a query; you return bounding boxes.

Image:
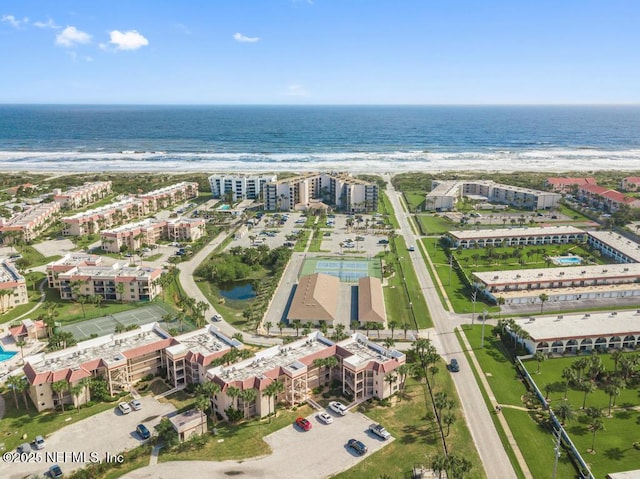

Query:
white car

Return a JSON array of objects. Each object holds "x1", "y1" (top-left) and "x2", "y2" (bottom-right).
[
  {"x1": 212, "y1": 314, "x2": 222, "y2": 322},
  {"x1": 317, "y1": 412, "x2": 334, "y2": 424},
  {"x1": 369, "y1": 423, "x2": 391, "y2": 440},
  {"x1": 328, "y1": 401, "x2": 348, "y2": 416},
  {"x1": 118, "y1": 402, "x2": 132, "y2": 414},
  {"x1": 34, "y1": 435, "x2": 46, "y2": 449},
  {"x1": 130, "y1": 399, "x2": 142, "y2": 411}
]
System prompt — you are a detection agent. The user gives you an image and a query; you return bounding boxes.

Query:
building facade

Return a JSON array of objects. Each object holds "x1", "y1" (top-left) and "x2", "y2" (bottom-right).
[
  {"x1": 0, "y1": 202, "x2": 61, "y2": 243},
  {"x1": 100, "y1": 218, "x2": 205, "y2": 253},
  {"x1": 446, "y1": 226, "x2": 587, "y2": 249},
  {"x1": 425, "y1": 180, "x2": 562, "y2": 212},
  {"x1": 0, "y1": 260, "x2": 28, "y2": 312},
  {"x1": 208, "y1": 174, "x2": 276, "y2": 201},
  {"x1": 263, "y1": 173, "x2": 379, "y2": 213},
  {"x1": 53, "y1": 181, "x2": 112, "y2": 209}
]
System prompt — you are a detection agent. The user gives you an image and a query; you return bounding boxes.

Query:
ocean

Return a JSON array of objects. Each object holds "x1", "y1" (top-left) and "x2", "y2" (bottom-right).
[{"x1": 0, "y1": 105, "x2": 639, "y2": 173}]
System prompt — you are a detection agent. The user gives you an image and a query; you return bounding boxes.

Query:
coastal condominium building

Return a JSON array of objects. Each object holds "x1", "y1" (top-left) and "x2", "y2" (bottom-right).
[
  {"x1": 23, "y1": 322, "x2": 175, "y2": 412},
  {"x1": 425, "y1": 180, "x2": 561, "y2": 212},
  {"x1": 138, "y1": 182, "x2": 199, "y2": 210},
  {"x1": 53, "y1": 181, "x2": 112, "y2": 209},
  {"x1": 545, "y1": 177, "x2": 597, "y2": 193},
  {"x1": 208, "y1": 174, "x2": 276, "y2": 201},
  {"x1": 100, "y1": 217, "x2": 206, "y2": 253},
  {"x1": 46, "y1": 253, "x2": 103, "y2": 288},
  {"x1": 62, "y1": 198, "x2": 149, "y2": 236},
  {"x1": 446, "y1": 226, "x2": 587, "y2": 249},
  {"x1": 46, "y1": 255, "x2": 162, "y2": 302},
  {"x1": 620, "y1": 177, "x2": 640, "y2": 192},
  {"x1": 0, "y1": 260, "x2": 28, "y2": 313},
  {"x1": 207, "y1": 331, "x2": 405, "y2": 421},
  {"x1": 0, "y1": 202, "x2": 60, "y2": 243},
  {"x1": 576, "y1": 184, "x2": 640, "y2": 212},
  {"x1": 262, "y1": 172, "x2": 379, "y2": 212},
  {"x1": 62, "y1": 182, "x2": 199, "y2": 236}
]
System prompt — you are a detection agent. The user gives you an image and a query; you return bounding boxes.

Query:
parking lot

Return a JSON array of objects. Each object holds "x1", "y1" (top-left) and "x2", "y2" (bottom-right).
[
  {"x1": 2, "y1": 396, "x2": 176, "y2": 479},
  {"x1": 121, "y1": 408, "x2": 393, "y2": 479}
]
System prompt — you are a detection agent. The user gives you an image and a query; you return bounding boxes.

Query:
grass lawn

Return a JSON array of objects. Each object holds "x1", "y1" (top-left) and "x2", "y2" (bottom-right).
[
  {"x1": 417, "y1": 214, "x2": 455, "y2": 235},
  {"x1": 520, "y1": 353, "x2": 640, "y2": 478},
  {"x1": 380, "y1": 236, "x2": 432, "y2": 329},
  {"x1": 336, "y1": 376, "x2": 485, "y2": 479},
  {"x1": 0, "y1": 392, "x2": 118, "y2": 451},
  {"x1": 294, "y1": 229, "x2": 311, "y2": 252},
  {"x1": 380, "y1": 192, "x2": 400, "y2": 230},
  {"x1": 403, "y1": 191, "x2": 426, "y2": 212},
  {"x1": 159, "y1": 405, "x2": 313, "y2": 462},
  {"x1": 461, "y1": 325, "x2": 578, "y2": 479}
]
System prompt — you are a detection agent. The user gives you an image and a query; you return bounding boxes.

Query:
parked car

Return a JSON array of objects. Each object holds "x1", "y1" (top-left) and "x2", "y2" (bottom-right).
[
  {"x1": 49, "y1": 465, "x2": 64, "y2": 479},
  {"x1": 377, "y1": 239, "x2": 389, "y2": 245},
  {"x1": 369, "y1": 423, "x2": 391, "y2": 440},
  {"x1": 136, "y1": 424, "x2": 151, "y2": 440},
  {"x1": 449, "y1": 358, "x2": 460, "y2": 372},
  {"x1": 118, "y1": 402, "x2": 132, "y2": 414},
  {"x1": 130, "y1": 399, "x2": 142, "y2": 411},
  {"x1": 34, "y1": 435, "x2": 46, "y2": 449},
  {"x1": 317, "y1": 412, "x2": 334, "y2": 425},
  {"x1": 329, "y1": 401, "x2": 348, "y2": 416},
  {"x1": 347, "y1": 438, "x2": 367, "y2": 455},
  {"x1": 17, "y1": 442, "x2": 31, "y2": 453},
  {"x1": 212, "y1": 314, "x2": 222, "y2": 322},
  {"x1": 295, "y1": 417, "x2": 312, "y2": 431}
]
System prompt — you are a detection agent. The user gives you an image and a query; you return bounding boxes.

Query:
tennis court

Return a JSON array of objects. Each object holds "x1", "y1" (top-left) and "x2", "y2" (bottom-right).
[
  {"x1": 300, "y1": 256, "x2": 382, "y2": 282},
  {"x1": 60, "y1": 304, "x2": 174, "y2": 340}
]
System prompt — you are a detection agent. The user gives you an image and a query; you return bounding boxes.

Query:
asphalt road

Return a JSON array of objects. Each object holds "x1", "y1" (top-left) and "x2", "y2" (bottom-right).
[{"x1": 383, "y1": 175, "x2": 517, "y2": 479}]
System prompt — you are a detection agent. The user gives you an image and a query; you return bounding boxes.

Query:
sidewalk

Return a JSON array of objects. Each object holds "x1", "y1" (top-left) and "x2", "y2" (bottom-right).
[{"x1": 456, "y1": 326, "x2": 533, "y2": 479}]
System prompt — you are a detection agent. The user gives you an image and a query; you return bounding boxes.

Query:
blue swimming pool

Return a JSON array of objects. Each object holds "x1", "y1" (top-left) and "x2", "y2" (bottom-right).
[
  {"x1": 551, "y1": 255, "x2": 583, "y2": 266},
  {"x1": 0, "y1": 344, "x2": 17, "y2": 362},
  {"x1": 217, "y1": 204, "x2": 231, "y2": 211}
]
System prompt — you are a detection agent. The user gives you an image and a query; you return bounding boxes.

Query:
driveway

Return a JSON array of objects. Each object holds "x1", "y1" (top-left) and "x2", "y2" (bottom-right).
[
  {"x1": 122, "y1": 409, "x2": 392, "y2": 479},
  {"x1": 1, "y1": 396, "x2": 176, "y2": 479}
]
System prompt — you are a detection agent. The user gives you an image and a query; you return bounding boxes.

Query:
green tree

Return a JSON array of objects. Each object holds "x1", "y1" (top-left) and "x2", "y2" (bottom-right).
[
  {"x1": 534, "y1": 351, "x2": 546, "y2": 374},
  {"x1": 156, "y1": 417, "x2": 179, "y2": 448},
  {"x1": 264, "y1": 379, "x2": 284, "y2": 423},
  {"x1": 579, "y1": 380, "x2": 596, "y2": 409},
  {"x1": 264, "y1": 321, "x2": 272, "y2": 336},
  {"x1": 51, "y1": 380, "x2": 69, "y2": 412},
  {"x1": 588, "y1": 417, "x2": 604, "y2": 453},
  {"x1": 292, "y1": 319, "x2": 302, "y2": 337},
  {"x1": 70, "y1": 384, "x2": 84, "y2": 412},
  {"x1": 5, "y1": 375, "x2": 23, "y2": 409},
  {"x1": 538, "y1": 293, "x2": 549, "y2": 313},
  {"x1": 388, "y1": 319, "x2": 398, "y2": 339},
  {"x1": 554, "y1": 401, "x2": 575, "y2": 425}
]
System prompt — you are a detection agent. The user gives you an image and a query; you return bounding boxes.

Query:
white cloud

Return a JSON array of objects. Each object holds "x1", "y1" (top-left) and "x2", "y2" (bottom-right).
[
  {"x1": 34, "y1": 18, "x2": 59, "y2": 29},
  {"x1": 106, "y1": 30, "x2": 149, "y2": 51},
  {"x1": 286, "y1": 84, "x2": 308, "y2": 97},
  {"x1": 56, "y1": 26, "x2": 91, "y2": 47},
  {"x1": 1, "y1": 14, "x2": 28, "y2": 28},
  {"x1": 233, "y1": 32, "x2": 260, "y2": 43}
]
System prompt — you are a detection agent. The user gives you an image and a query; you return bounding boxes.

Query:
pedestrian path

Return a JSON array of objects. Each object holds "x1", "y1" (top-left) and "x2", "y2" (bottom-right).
[
  {"x1": 456, "y1": 326, "x2": 533, "y2": 479},
  {"x1": 149, "y1": 445, "x2": 162, "y2": 466}
]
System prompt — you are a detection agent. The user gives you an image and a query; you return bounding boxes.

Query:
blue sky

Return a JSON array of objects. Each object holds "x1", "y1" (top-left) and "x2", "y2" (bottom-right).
[{"x1": 1, "y1": 0, "x2": 639, "y2": 104}]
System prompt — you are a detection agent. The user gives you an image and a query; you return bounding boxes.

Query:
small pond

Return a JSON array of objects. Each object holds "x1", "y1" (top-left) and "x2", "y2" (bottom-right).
[{"x1": 218, "y1": 281, "x2": 257, "y2": 300}]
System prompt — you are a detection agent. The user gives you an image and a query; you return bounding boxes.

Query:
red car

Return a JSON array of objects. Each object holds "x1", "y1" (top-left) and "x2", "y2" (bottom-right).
[{"x1": 295, "y1": 417, "x2": 312, "y2": 431}]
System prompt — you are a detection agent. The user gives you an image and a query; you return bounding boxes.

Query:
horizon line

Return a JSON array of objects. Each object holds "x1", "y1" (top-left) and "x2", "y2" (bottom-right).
[{"x1": 1, "y1": 103, "x2": 640, "y2": 107}]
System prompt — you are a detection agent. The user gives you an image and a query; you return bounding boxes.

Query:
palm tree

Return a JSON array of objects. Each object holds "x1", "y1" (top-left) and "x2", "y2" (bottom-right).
[
  {"x1": 51, "y1": 380, "x2": 69, "y2": 412},
  {"x1": 610, "y1": 349, "x2": 623, "y2": 373},
  {"x1": 292, "y1": 319, "x2": 302, "y2": 337},
  {"x1": 604, "y1": 383, "x2": 621, "y2": 416},
  {"x1": 226, "y1": 386, "x2": 241, "y2": 412},
  {"x1": 554, "y1": 401, "x2": 575, "y2": 425},
  {"x1": 588, "y1": 417, "x2": 604, "y2": 452},
  {"x1": 442, "y1": 411, "x2": 456, "y2": 436},
  {"x1": 16, "y1": 338, "x2": 26, "y2": 363},
  {"x1": 70, "y1": 384, "x2": 84, "y2": 412},
  {"x1": 264, "y1": 321, "x2": 272, "y2": 336},
  {"x1": 239, "y1": 388, "x2": 257, "y2": 419},
  {"x1": 538, "y1": 293, "x2": 549, "y2": 313},
  {"x1": 383, "y1": 337, "x2": 395, "y2": 349},
  {"x1": 388, "y1": 319, "x2": 398, "y2": 339},
  {"x1": 264, "y1": 379, "x2": 284, "y2": 423},
  {"x1": 562, "y1": 367, "x2": 576, "y2": 400},
  {"x1": 383, "y1": 373, "x2": 397, "y2": 395},
  {"x1": 350, "y1": 320, "x2": 360, "y2": 332},
  {"x1": 579, "y1": 380, "x2": 596, "y2": 409},
  {"x1": 534, "y1": 351, "x2": 546, "y2": 374},
  {"x1": 6, "y1": 375, "x2": 22, "y2": 409},
  {"x1": 432, "y1": 453, "x2": 447, "y2": 479},
  {"x1": 195, "y1": 393, "x2": 210, "y2": 435}
]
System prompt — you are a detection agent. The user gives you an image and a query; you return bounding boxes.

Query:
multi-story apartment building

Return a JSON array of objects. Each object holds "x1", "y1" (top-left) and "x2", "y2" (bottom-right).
[
  {"x1": 0, "y1": 202, "x2": 60, "y2": 243},
  {"x1": 0, "y1": 260, "x2": 28, "y2": 313},
  {"x1": 21, "y1": 327, "x2": 405, "y2": 419},
  {"x1": 208, "y1": 331, "x2": 405, "y2": 421},
  {"x1": 263, "y1": 173, "x2": 379, "y2": 213},
  {"x1": 446, "y1": 226, "x2": 587, "y2": 249},
  {"x1": 100, "y1": 218, "x2": 205, "y2": 253},
  {"x1": 62, "y1": 182, "x2": 200, "y2": 236},
  {"x1": 61, "y1": 198, "x2": 149, "y2": 236},
  {"x1": 545, "y1": 177, "x2": 596, "y2": 193},
  {"x1": 620, "y1": 177, "x2": 640, "y2": 192},
  {"x1": 53, "y1": 181, "x2": 112, "y2": 209},
  {"x1": 208, "y1": 174, "x2": 276, "y2": 201},
  {"x1": 138, "y1": 182, "x2": 199, "y2": 210},
  {"x1": 46, "y1": 255, "x2": 162, "y2": 302},
  {"x1": 577, "y1": 184, "x2": 640, "y2": 212},
  {"x1": 425, "y1": 180, "x2": 562, "y2": 211}
]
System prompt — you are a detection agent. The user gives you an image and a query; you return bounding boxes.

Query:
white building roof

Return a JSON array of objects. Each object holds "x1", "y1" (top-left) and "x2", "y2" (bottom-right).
[
  {"x1": 588, "y1": 230, "x2": 640, "y2": 263},
  {"x1": 515, "y1": 310, "x2": 640, "y2": 341},
  {"x1": 450, "y1": 225, "x2": 584, "y2": 240}
]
